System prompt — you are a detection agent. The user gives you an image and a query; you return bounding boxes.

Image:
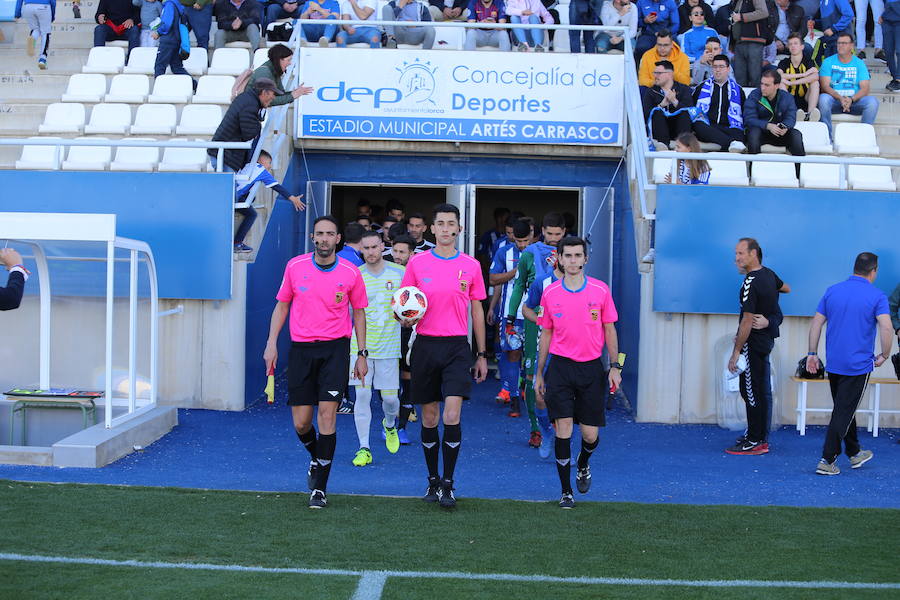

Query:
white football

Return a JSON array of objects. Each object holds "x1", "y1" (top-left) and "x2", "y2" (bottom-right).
[{"x1": 392, "y1": 286, "x2": 428, "y2": 321}]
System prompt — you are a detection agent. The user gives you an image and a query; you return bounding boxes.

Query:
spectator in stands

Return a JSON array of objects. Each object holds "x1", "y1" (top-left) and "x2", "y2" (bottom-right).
[
  {"x1": 794, "y1": 0, "x2": 818, "y2": 17},
  {"x1": 598, "y1": 0, "x2": 637, "y2": 54},
  {"x1": 568, "y1": 0, "x2": 599, "y2": 53},
  {"x1": 639, "y1": 30, "x2": 690, "y2": 86},
  {"x1": 152, "y1": 0, "x2": 194, "y2": 84},
  {"x1": 886, "y1": 0, "x2": 900, "y2": 92},
  {"x1": 635, "y1": 0, "x2": 679, "y2": 56},
  {"x1": 818, "y1": 32, "x2": 880, "y2": 136},
  {"x1": 506, "y1": 0, "x2": 553, "y2": 51},
  {"x1": 664, "y1": 132, "x2": 712, "y2": 183},
  {"x1": 429, "y1": 0, "x2": 469, "y2": 20},
  {"x1": 807, "y1": 0, "x2": 853, "y2": 57},
  {"x1": 465, "y1": 0, "x2": 510, "y2": 50},
  {"x1": 383, "y1": 0, "x2": 435, "y2": 49},
  {"x1": 768, "y1": 0, "x2": 803, "y2": 56},
  {"x1": 679, "y1": 4, "x2": 720, "y2": 61},
  {"x1": 249, "y1": 44, "x2": 314, "y2": 107},
  {"x1": 233, "y1": 149, "x2": 305, "y2": 253},
  {"x1": 266, "y1": 0, "x2": 300, "y2": 28},
  {"x1": 855, "y1": 0, "x2": 885, "y2": 60},
  {"x1": 729, "y1": 0, "x2": 771, "y2": 87},
  {"x1": 712, "y1": 1, "x2": 734, "y2": 48},
  {"x1": 94, "y1": 0, "x2": 141, "y2": 55},
  {"x1": 338, "y1": 223, "x2": 366, "y2": 266},
  {"x1": 15, "y1": 0, "x2": 55, "y2": 70},
  {"x1": 297, "y1": 0, "x2": 339, "y2": 45},
  {"x1": 134, "y1": 0, "x2": 162, "y2": 47},
  {"x1": 213, "y1": 0, "x2": 262, "y2": 49},
  {"x1": 691, "y1": 36, "x2": 728, "y2": 84},
  {"x1": 642, "y1": 59, "x2": 695, "y2": 149},
  {"x1": 208, "y1": 78, "x2": 277, "y2": 172},
  {"x1": 744, "y1": 69, "x2": 806, "y2": 167},
  {"x1": 692, "y1": 54, "x2": 748, "y2": 151},
  {"x1": 778, "y1": 32, "x2": 820, "y2": 121},
  {"x1": 0, "y1": 249, "x2": 27, "y2": 311},
  {"x1": 406, "y1": 213, "x2": 436, "y2": 252},
  {"x1": 540, "y1": 0, "x2": 559, "y2": 49},
  {"x1": 180, "y1": 0, "x2": 213, "y2": 51},
  {"x1": 336, "y1": 0, "x2": 382, "y2": 47},
  {"x1": 678, "y1": 0, "x2": 714, "y2": 34}
]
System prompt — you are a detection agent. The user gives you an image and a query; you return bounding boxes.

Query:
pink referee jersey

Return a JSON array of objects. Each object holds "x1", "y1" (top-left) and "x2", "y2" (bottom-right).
[
  {"x1": 275, "y1": 253, "x2": 368, "y2": 342},
  {"x1": 401, "y1": 250, "x2": 487, "y2": 337},
  {"x1": 538, "y1": 276, "x2": 618, "y2": 362}
]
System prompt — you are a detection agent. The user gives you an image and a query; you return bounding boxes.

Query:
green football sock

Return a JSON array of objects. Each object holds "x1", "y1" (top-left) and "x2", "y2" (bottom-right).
[{"x1": 524, "y1": 379, "x2": 538, "y2": 432}]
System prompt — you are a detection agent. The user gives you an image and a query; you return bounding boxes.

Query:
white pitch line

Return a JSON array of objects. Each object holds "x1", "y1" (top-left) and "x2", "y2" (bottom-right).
[
  {"x1": 350, "y1": 571, "x2": 388, "y2": 600},
  {"x1": 0, "y1": 553, "x2": 898, "y2": 591}
]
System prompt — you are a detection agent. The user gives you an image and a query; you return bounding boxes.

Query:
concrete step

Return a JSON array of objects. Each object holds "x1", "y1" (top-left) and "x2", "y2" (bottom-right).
[
  {"x1": 8, "y1": 20, "x2": 217, "y2": 50},
  {"x1": 0, "y1": 72, "x2": 71, "y2": 102},
  {"x1": 0, "y1": 47, "x2": 92, "y2": 74}
]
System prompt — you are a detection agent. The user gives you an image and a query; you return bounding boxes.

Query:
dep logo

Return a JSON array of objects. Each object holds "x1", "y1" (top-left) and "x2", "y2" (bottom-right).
[
  {"x1": 317, "y1": 79, "x2": 403, "y2": 108},
  {"x1": 396, "y1": 59, "x2": 437, "y2": 105}
]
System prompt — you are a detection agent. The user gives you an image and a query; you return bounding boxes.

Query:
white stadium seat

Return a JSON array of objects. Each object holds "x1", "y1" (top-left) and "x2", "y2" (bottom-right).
[
  {"x1": 750, "y1": 156, "x2": 799, "y2": 187},
  {"x1": 848, "y1": 162, "x2": 897, "y2": 191},
  {"x1": 793, "y1": 121, "x2": 832, "y2": 154},
  {"x1": 15, "y1": 137, "x2": 66, "y2": 170},
  {"x1": 148, "y1": 74, "x2": 194, "y2": 103},
  {"x1": 84, "y1": 103, "x2": 132, "y2": 135},
  {"x1": 60, "y1": 73, "x2": 108, "y2": 103},
  {"x1": 105, "y1": 74, "x2": 151, "y2": 103},
  {"x1": 799, "y1": 162, "x2": 840, "y2": 189},
  {"x1": 833, "y1": 123, "x2": 880, "y2": 156},
  {"x1": 433, "y1": 26, "x2": 465, "y2": 50},
  {"x1": 652, "y1": 158, "x2": 673, "y2": 184},
  {"x1": 707, "y1": 154, "x2": 749, "y2": 186},
  {"x1": 208, "y1": 48, "x2": 250, "y2": 76},
  {"x1": 192, "y1": 75, "x2": 236, "y2": 104},
  {"x1": 182, "y1": 48, "x2": 209, "y2": 76},
  {"x1": 158, "y1": 141, "x2": 209, "y2": 172},
  {"x1": 38, "y1": 102, "x2": 86, "y2": 134},
  {"x1": 130, "y1": 104, "x2": 177, "y2": 135},
  {"x1": 175, "y1": 104, "x2": 223, "y2": 135},
  {"x1": 253, "y1": 48, "x2": 269, "y2": 69},
  {"x1": 110, "y1": 138, "x2": 160, "y2": 172},
  {"x1": 82, "y1": 46, "x2": 125, "y2": 74},
  {"x1": 123, "y1": 47, "x2": 158, "y2": 75},
  {"x1": 62, "y1": 137, "x2": 112, "y2": 171}
]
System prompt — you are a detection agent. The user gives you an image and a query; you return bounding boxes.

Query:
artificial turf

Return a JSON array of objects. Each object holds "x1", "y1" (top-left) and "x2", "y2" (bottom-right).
[{"x1": 0, "y1": 480, "x2": 896, "y2": 599}]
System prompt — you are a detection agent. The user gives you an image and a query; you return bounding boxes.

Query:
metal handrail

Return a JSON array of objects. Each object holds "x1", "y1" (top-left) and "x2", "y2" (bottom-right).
[
  {"x1": 620, "y1": 34, "x2": 654, "y2": 220},
  {"x1": 292, "y1": 18, "x2": 630, "y2": 32}
]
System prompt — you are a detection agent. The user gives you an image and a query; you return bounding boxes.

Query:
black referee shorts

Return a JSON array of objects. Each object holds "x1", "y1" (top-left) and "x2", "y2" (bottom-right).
[
  {"x1": 410, "y1": 335, "x2": 472, "y2": 404},
  {"x1": 399, "y1": 326, "x2": 412, "y2": 374},
  {"x1": 287, "y1": 338, "x2": 350, "y2": 406},
  {"x1": 544, "y1": 355, "x2": 607, "y2": 427}
]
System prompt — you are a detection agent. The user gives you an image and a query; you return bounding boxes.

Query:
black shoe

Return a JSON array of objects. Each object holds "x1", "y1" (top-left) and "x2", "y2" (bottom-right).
[
  {"x1": 886, "y1": 80, "x2": 900, "y2": 93},
  {"x1": 575, "y1": 462, "x2": 592, "y2": 494},
  {"x1": 875, "y1": 49, "x2": 887, "y2": 62},
  {"x1": 559, "y1": 493, "x2": 575, "y2": 509},
  {"x1": 386, "y1": 36, "x2": 397, "y2": 49},
  {"x1": 734, "y1": 432, "x2": 748, "y2": 445},
  {"x1": 307, "y1": 461, "x2": 317, "y2": 491},
  {"x1": 857, "y1": 50, "x2": 866, "y2": 59},
  {"x1": 423, "y1": 476, "x2": 440, "y2": 503},
  {"x1": 308, "y1": 489, "x2": 327, "y2": 509},
  {"x1": 438, "y1": 479, "x2": 456, "y2": 509}
]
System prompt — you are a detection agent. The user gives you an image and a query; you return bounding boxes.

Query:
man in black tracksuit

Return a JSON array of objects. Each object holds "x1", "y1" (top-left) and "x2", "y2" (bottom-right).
[
  {"x1": 207, "y1": 78, "x2": 276, "y2": 172},
  {"x1": 1, "y1": 249, "x2": 27, "y2": 311},
  {"x1": 727, "y1": 237, "x2": 789, "y2": 455}
]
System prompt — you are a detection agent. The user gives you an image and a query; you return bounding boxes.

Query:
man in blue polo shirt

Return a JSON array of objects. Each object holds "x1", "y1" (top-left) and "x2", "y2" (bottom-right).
[{"x1": 805, "y1": 252, "x2": 894, "y2": 475}]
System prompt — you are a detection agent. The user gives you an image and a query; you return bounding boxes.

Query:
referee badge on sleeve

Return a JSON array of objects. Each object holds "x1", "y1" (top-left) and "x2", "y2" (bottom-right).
[
  {"x1": 335, "y1": 291, "x2": 345, "y2": 303},
  {"x1": 590, "y1": 309, "x2": 599, "y2": 321}
]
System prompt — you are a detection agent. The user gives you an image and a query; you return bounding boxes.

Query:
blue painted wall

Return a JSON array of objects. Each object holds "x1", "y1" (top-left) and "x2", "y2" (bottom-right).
[
  {"x1": 275, "y1": 151, "x2": 642, "y2": 405},
  {"x1": 0, "y1": 172, "x2": 234, "y2": 300},
  {"x1": 654, "y1": 185, "x2": 899, "y2": 316}
]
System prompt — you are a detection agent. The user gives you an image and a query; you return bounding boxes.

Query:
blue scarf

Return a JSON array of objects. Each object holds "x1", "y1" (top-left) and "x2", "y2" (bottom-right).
[
  {"x1": 695, "y1": 78, "x2": 743, "y2": 129},
  {"x1": 646, "y1": 105, "x2": 707, "y2": 148}
]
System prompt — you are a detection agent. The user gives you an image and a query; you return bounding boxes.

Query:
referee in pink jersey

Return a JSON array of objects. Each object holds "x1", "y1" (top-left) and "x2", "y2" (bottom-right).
[
  {"x1": 535, "y1": 237, "x2": 621, "y2": 509},
  {"x1": 400, "y1": 203, "x2": 488, "y2": 509},
  {"x1": 264, "y1": 216, "x2": 369, "y2": 509}
]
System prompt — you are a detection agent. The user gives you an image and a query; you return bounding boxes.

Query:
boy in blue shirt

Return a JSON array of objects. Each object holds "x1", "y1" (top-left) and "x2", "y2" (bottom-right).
[
  {"x1": 233, "y1": 150, "x2": 305, "y2": 253},
  {"x1": 817, "y1": 32, "x2": 880, "y2": 137}
]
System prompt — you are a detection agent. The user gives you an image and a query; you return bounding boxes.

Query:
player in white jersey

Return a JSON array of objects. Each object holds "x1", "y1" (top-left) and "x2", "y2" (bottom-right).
[{"x1": 349, "y1": 231, "x2": 405, "y2": 466}]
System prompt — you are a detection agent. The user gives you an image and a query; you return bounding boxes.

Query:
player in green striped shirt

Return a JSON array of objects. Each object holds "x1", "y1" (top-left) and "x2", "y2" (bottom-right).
[{"x1": 349, "y1": 231, "x2": 405, "y2": 466}]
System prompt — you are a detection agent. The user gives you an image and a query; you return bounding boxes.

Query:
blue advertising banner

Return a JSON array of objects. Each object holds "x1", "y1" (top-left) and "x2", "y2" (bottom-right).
[{"x1": 297, "y1": 48, "x2": 624, "y2": 146}]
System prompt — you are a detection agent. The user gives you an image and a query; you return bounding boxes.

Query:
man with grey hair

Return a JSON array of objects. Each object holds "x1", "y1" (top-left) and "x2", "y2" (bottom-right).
[{"x1": 208, "y1": 78, "x2": 277, "y2": 172}]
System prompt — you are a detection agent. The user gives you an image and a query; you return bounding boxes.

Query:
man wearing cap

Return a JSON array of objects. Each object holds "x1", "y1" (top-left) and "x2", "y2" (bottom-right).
[
  {"x1": 208, "y1": 78, "x2": 277, "y2": 172},
  {"x1": 0, "y1": 249, "x2": 27, "y2": 311}
]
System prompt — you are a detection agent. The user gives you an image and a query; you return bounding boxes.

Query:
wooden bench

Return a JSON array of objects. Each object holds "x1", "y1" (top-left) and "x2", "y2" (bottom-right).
[{"x1": 791, "y1": 376, "x2": 900, "y2": 437}]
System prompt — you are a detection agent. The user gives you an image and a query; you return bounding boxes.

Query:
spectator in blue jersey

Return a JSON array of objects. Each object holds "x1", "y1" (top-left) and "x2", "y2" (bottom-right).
[
  {"x1": 465, "y1": 0, "x2": 510, "y2": 50},
  {"x1": 338, "y1": 222, "x2": 366, "y2": 266},
  {"x1": 233, "y1": 150, "x2": 305, "y2": 253},
  {"x1": 15, "y1": 0, "x2": 56, "y2": 69},
  {"x1": 478, "y1": 206, "x2": 511, "y2": 262},
  {"x1": 817, "y1": 32, "x2": 880, "y2": 137},
  {"x1": 152, "y1": 0, "x2": 194, "y2": 85},
  {"x1": 807, "y1": 0, "x2": 853, "y2": 57},
  {"x1": 679, "y1": 4, "x2": 719, "y2": 61},
  {"x1": 298, "y1": 0, "x2": 340, "y2": 45},
  {"x1": 884, "y1": 0, "x2": 900, "y2": 92},
  {"x1": 94, "y1": 0, "x2": 141, "y2": 56},
  {"x1": 663, "y1": 132, "x2": 712, "y2": 184},
  {"x1": 634, "y1": 0, "x2": 679, "y2": 56},
  {"x1": 677, "y1": 0, "x2": 714, "y2": 34}
]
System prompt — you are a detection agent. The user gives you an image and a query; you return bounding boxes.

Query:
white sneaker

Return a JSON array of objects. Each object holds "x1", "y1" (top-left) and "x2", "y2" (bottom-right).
[
  {"x1": 807, "y1": 107, "x2": 821, "y2": 122},
  {"x1": 796, "y1": 109, "x2": 806, "y2": 122},
  {"x1": 641, "y1": 248, "x2": 656, "y2": 263},
  {"x1": 728, "y1": 140, "x2": 746, "y2": 153},
  {"x1": 318, "y1": 36, "x2": 330, "y2": 47}
]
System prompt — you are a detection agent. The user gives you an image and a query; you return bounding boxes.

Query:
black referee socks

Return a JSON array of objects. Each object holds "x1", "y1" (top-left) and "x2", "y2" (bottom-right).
[
  {"x1": 297, "y1": 427, "x2": 317, "y2": 460},
  {"x1": 555, "y1": 436, "x2": 573, "y2": 495},
  {"x1": 442, "y1": 423, "x2": 461, "y2": 481},
  {"x1": 314, "y1": 433, "x2": 336, "y2": 492},
  {"x1": 577, "y1": 437, "x2": 599, "y2": 470},
  {"x1": 422, "y1": 426, "x2": 440, "y2": 479}
]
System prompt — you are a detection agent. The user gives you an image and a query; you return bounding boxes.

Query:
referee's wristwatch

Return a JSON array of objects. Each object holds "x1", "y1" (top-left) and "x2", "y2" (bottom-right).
[
  {"x1": 609, "y1": 362, "x2": 623, "y2": 371},
  {"x1": 357, "y1": 349, "x2": 368, "y2": 357},
  {"x1": 476, "y1": 351, "x2": 488, "y2": 359}
]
